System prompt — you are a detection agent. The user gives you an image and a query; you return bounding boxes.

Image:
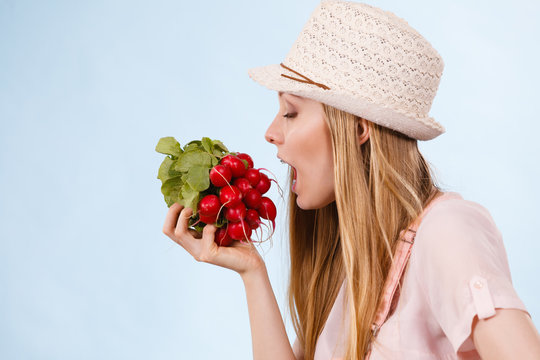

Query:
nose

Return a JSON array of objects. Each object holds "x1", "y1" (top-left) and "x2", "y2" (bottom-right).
[{"x1": 264, "y1": 115, "x2": 283, "y2": 145}]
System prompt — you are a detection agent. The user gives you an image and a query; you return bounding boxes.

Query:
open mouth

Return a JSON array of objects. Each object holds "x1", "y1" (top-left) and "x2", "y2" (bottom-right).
[{"x1": 278, "y1": 157, "x2": 297, "y2": 189}]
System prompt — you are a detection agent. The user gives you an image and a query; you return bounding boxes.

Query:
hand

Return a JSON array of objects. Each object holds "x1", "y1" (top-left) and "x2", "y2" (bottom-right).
[{"x1": 162, "y1": 202, "x2": 266, "y2": 276}]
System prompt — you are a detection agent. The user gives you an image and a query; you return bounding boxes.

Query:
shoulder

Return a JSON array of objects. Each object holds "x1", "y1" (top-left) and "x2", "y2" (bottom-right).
[
  {"x1": 415, "y1": 197, "x2": 502, "y2": 252},
  {"x1": 418, "y1": 197, "x2": 498, "y2": 237},
  {"x1": 411, "y1": 196, "x2": 509, "y2": 276}
]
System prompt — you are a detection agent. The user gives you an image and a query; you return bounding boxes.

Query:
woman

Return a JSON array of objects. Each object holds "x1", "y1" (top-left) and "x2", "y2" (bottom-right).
[{"x1": 163, "y1": 1, "x2": 540, "y2": 359}]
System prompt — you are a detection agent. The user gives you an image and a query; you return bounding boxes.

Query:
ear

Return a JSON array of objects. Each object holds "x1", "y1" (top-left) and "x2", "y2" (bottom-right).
[{"x1": 357, "y1": 118, "x2": 370, "y2": 146}]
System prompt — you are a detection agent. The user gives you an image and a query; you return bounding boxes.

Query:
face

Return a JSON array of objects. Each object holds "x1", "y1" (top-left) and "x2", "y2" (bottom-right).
[{"x1": 264, "y1": 91, "x2": 335, "y2": 210}]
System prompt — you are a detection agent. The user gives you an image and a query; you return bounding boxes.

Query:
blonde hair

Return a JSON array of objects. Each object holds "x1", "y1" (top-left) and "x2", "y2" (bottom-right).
[{"x1": 286, "y1": 103, "x2": 446, "y2": 359}]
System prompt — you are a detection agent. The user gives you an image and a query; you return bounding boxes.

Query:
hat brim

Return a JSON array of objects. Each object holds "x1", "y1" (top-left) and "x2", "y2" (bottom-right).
[{"x1": 247, "y1": 64, "x2": 445, "y2": 141}]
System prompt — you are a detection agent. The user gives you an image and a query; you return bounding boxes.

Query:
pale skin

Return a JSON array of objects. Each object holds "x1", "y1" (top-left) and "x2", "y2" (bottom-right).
[{"x1": 162, "y1": 92, "x2": 540, "y2": 359}]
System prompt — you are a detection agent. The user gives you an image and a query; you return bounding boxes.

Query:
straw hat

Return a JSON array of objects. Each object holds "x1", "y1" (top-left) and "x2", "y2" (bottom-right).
[{"x1": 247, "y1": 0, "x2": 446, "y2": 141}]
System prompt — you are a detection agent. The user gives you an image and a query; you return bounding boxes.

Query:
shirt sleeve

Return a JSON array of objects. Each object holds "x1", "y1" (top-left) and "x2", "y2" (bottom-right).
[{"x1": 412, "y1": 198, "x2": 531, "y2": 354}]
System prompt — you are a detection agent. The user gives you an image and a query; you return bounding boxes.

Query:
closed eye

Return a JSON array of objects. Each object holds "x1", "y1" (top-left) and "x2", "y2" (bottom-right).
[{"x1": 283, "y1": 112, "x2": 297, "y2": 118}]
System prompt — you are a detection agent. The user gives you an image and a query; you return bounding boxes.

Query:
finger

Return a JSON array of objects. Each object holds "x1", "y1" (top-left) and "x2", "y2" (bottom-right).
[
  {"x1": 201, "y1": 223, "x2": 218, "y2": 249},
  {"x1": 163, "y1": 202, "x2": 184, "y2": 235},
  {"x1": 175, "y1": 207, "x2": 193, "y2": 236}
]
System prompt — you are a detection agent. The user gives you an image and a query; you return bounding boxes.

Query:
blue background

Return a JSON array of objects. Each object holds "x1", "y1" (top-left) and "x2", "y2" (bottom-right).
[{"x1": 1, "y1": 0, "x2": 538, "y2": 358}]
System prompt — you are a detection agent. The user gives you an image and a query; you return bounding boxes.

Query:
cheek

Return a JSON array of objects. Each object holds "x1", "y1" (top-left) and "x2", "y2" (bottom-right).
[
  {"x1": 319, "y1": 151, "x2": 335, "y2": 198},
  {"x1": 317, "y1": 123, "x2": 335, "y2": 199},
  {"x1": 302, "y1": 122, "x2": 335, "y2": 195},
  {"x1": 315, "y1": 122, "x2": 334, "y2": 174}
]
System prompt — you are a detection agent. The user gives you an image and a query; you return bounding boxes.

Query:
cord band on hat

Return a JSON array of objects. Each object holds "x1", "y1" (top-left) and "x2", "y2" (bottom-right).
[{"x1": 280, "y1": 63, "x2": 331, "y2": 90}]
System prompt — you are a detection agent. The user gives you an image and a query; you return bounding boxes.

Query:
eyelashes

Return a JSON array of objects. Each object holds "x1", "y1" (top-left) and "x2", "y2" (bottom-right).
[{"x1": 283, "y1": 112, "x2": 297, "y2": 118}]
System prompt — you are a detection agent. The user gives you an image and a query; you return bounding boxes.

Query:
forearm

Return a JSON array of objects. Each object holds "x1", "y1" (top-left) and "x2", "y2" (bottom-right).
[{"x1": 241, "y1": 265, "x2": 296, "y2": 360}]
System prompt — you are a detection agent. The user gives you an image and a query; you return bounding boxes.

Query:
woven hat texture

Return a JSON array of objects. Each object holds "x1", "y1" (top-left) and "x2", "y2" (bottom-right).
[{"x1": 247, "y1": 0, "x2": 446, "y2": 141}]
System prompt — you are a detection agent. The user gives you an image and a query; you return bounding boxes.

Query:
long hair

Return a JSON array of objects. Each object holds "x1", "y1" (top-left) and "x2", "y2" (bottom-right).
[{"x1": 286, "y1": 103, "x2": 447, "y2": 359}]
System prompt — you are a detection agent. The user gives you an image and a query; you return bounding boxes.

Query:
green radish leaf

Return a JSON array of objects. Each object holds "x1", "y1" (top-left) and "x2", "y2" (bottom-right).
[
  {"x1": 180, "y1": 172, "x2": 189, "y2": 183},
  {"x1": 180, "y1": 183, "x2": 199, "y2": 215},
  {"x1": 155, "y1": 137, "x2": 182, "y2": 159},
  {"x1": 184, "y1": 140, "x2": 203, "y2": 153},
  {"x1": 168, "y1": 160, "x2": 183, "y2": 177},
  {"x1": 164, "y1": 193, "x2": 182, "y2": 208},
  {"x1": 184, "y1": 142, "x2": 202, "y2": 153},
  {"x1": 157, "y1": 156, "x2": 174, "y2": 182},
  {"x1": 213, "y1": 148, "x2": 224, "y2": 157},
  {"x1": 240, "y1": 159, "x2": 248, "y2": 169},
  {"x1": 210, "y1": 155, "x2": 218, "y2": 166},
  {"x1": 174, "y1": 151, "x2": 212, "y2": 172},
  {"x1": 186, "y1": 166, "x2": 210, "y2": 192},
  {"x1": 186, "y1": 140, "x2": 202, "y2": 147},
  {"x1": 157, "y1": 157, "x2": 183, "y2": 182},
  {"x1": 201, "y1": 137, "x2": 213, "y2": 154},
  {"x1": 213, "y1": 140, "x2": 228, "y2": 153},
  {"x1": 161, "y1": 176, "x2": 183, "y2": 207}
]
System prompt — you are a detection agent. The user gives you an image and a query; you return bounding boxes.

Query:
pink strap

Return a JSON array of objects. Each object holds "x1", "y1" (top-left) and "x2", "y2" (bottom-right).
[{"x1": 364, "y1": 191, "x2": 461, "y2": 358}]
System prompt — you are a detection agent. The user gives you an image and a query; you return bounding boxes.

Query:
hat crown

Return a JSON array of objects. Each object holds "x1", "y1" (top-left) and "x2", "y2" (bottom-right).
[{"x1": 283, "y1": 0, "x2": 444, "y2": 122}]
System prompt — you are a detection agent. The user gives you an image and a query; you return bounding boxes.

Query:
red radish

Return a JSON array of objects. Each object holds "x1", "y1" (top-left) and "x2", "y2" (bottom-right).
[
  {"x1": 198, "y1": 194, "x2": 221, "y2": 216},
  {"x1": 220, "y1": 155, "x2": 247, "y2": 178},
  {"x1": 219, "y1": 155, "x2": 235, "y2": 168},
  {"x1": 214, "y1": 227, "x2": 233, "y2": 247},
  {"x1": 209, "y1": 165, "x2": 232, "y2": 187},
  {"x1": 219, "y1": 185, "x2": 243, "y2": 208},
  {"x1": 257, "y1": 167, "x2": 283, "y2": 198},
  {"x1": 199, "y1": 213, "x2": 218, "y2": 224},
  {"x1": 255, "y1": 173, "x2": 271, "y2": 194},
  {"x1": 225, "y1": 202, "x2": 247, "y2": 222},
  {"x1": 245, "y1": 168, "x2": 261, "y2": 187},
  {"x1": 236, "y1": 153, "x2": 254, "y2": 169},
  {"x1": 244, "y1": 188, "x2": 262, "y2": 209},
  {"x1": 227, "y1": 220, "x2": 252, "y2": 241},
  {"x1": 258, "y1": 197, "x2": 277, "y2": 228},
  {"x1": 246, "y1": 209, "x2": 260, "y2": 229},
  {"x1": 233, "y1": 177, "x2": 252, "y2": 196}
]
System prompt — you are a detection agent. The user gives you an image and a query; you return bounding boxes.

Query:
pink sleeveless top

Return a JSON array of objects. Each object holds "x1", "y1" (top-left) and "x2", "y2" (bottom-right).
[{"x1": 292, "y1": 191, "x2": 531, "y2": 359}]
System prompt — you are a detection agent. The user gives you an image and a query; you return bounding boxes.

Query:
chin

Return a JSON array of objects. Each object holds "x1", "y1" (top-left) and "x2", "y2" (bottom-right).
[{"x1": 296, "y1": 195, "x2": 335, "y2": 210}]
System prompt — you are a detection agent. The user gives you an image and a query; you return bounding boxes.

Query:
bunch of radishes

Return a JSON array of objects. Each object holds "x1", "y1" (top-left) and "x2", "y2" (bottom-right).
[
  {"x1": 156, "y1": 136, "x2": 278, "y2": 248},
  {"x1": 195, "y1": 153, "x2": 277, "y2": 247}
]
